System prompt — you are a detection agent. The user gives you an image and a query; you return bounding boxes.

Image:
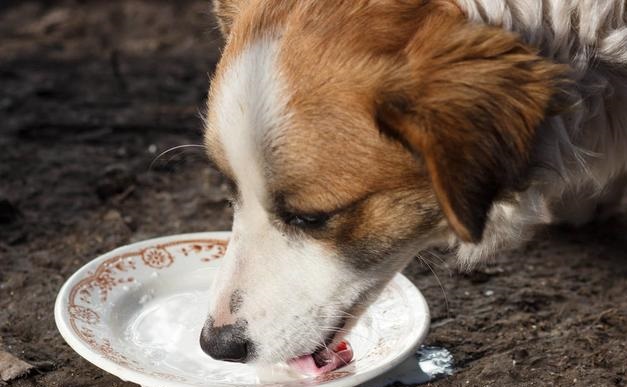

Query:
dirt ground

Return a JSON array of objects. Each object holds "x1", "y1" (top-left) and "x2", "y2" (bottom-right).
[{"x1": 1, "y1": 1, "x2": 625, "y2": 386}]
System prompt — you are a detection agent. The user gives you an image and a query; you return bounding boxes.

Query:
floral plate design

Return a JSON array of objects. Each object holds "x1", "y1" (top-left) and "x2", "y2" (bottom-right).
[{"x1": 55, "y1": 232, "x2": 430, "y2": 387}]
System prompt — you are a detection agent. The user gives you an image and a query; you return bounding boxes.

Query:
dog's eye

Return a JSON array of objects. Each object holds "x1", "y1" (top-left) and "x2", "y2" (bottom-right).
[{"x1": 284, "y1": 212, "x2": 329, "y2": 229}]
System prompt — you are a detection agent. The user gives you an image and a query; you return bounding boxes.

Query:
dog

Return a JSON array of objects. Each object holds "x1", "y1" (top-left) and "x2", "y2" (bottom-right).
[{"x1": 198, "y1": 0, "x2": 627, "y2": 373}]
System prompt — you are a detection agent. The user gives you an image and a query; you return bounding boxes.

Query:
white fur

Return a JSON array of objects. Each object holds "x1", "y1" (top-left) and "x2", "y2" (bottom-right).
[
  {"x1": 453, "y1": 0, "x2": 627, "y2": 265},
  {"x1": 208, "y1": 38, "x2": 374, "y2": 362}
]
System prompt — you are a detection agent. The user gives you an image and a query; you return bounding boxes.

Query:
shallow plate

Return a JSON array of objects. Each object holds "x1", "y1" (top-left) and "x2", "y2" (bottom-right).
[{"x1": 55, "y1": 232, "x2": 430, "y2": 387}]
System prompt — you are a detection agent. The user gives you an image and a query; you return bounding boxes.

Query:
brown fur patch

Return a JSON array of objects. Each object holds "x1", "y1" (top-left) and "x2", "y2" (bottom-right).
[
  {"x1": 374, "y1": 2, "x2": 566, "y2": 242},
  {"x1": 205, "y1": 0, "x2": 565, "y2": 266},
  {"x1": 212, "y1": 0, "x2": 243, "y2": 36},
  {"x1": 260, "y1": 2, "x2": 458, "y2": 267}
]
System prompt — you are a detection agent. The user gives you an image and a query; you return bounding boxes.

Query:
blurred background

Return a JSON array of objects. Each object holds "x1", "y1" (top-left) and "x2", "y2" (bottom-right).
[{"x1": 0, "y1": 1, "x2": 625, "y2": 386}]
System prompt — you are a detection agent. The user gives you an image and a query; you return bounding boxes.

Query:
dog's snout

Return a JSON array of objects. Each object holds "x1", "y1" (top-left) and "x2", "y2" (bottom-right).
[{"x1": 199, "y1": 320, "x2": 252, "y2": 363}]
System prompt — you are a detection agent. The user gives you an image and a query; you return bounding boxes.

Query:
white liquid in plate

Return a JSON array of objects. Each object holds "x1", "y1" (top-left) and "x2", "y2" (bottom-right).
[
  {"x1": 118, "y1": 287, "x2": 303, "y2": 384},
  {"x1": 110, "y1": 269, "x2": 386, "y2": 385}
]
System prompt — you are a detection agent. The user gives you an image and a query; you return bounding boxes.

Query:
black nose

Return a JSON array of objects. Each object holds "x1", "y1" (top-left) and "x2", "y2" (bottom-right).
[{"x1": 199, "y1": 321, "x2": 252, "y2": 363}]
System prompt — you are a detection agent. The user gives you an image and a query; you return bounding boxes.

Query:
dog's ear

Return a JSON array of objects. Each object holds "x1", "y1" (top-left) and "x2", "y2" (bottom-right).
[
  {"x1": 376, "y1": 6, "x2": 566, "y2": 243},
  {"x1": 213, "y1": 0, "x2": 247, "y2": 36}
]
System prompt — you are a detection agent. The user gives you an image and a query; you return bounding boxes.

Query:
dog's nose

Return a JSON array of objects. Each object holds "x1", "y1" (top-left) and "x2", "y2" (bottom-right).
[{"x1": 199, "y1": 322, "x2": 251, "y2": 363}]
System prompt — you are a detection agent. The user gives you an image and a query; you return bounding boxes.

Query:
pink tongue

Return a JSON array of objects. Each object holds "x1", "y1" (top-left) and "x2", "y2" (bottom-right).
[{"x1": 288, "y1": 341, "x2": 353, "y2": 376}]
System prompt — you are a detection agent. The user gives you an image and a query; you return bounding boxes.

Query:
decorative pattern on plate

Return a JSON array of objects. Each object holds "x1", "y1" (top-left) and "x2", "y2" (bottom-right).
[
  {"x1": 78, "y1": 257, "x2": 136, "y2": 303},
  {"x1": 58, "y1": 234, "x2": 427, "y2": 387},
  {"x1": 141, "y1": 247, "x2": 174, "y2": 268},
  {"x1": 68, "y1": 305, "x2": 100, "y2": 324},
  {"x1": 66, "y1": 239, "x2": 228, "y2": 382},
  {"x1": 180, "y1": 242, "x2": 226, "y2": 262}
]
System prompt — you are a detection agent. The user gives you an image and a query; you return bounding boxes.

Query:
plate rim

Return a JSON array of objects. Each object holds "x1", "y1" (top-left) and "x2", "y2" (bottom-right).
[{"x1": 55, "y1": 231, "x2": 430, "y2": 387}]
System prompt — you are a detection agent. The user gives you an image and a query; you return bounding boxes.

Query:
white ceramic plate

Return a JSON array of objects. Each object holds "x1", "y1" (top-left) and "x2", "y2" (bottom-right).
[{"x1": 55, "y1": 232, "x2": 430, "y2": 387}]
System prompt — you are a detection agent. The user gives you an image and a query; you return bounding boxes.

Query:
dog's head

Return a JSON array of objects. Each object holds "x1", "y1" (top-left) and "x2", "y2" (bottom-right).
[{"x1": 200, "y1": 0, "x2": 564, "y2": 367}]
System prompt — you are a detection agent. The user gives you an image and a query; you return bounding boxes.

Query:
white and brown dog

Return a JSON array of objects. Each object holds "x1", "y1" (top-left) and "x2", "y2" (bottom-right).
[{"x1": 199, "y1": 0, "x2": 627, "y2": 374}]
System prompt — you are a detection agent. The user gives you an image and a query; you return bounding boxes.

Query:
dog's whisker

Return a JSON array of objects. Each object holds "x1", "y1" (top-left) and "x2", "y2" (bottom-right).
[
  {"x1": 315, "y1": 304, "x2": 362, "y2": 316},
  {"x1": 416, "y1": 252, "x2": 443, "y2": 269},
  {"x1": 317, "y1": 327, "x2": 379, "y2": 344},
  {"x1": 315, "y1": 322, "x2": 383, "y2": 345},
  {"x1": 317, "y1": 312, "x2": 358, "y2": 319},
  {"x1": 423, "y1": 250, "x2": 455, "y2": 281},
  {"x1": 297, "y1": 317, "x2": 332, "y2": 358},
  {"x1": 148, "y1": 144, "x2": 206, "y2": 171},
  {"x1": 417, "y1": 252, "x2": 451, "y2": 316},
  {"x1": 161, "y1": 150, "x2": 196, "y2": 168},
  {"x1": 317, "y1": 315, "x2": 357, "y2": 321},
  {"x1": 423, "y1": 249, "x2": 449, "y2": 268},
  {"x1": 330, "y1": 310, "x2": 359, "y2": 318}
]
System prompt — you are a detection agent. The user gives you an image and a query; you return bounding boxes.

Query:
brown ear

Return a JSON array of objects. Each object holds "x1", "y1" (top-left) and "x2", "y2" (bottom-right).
[
  {"x1": 213, "y1": 0, "x2": 247, "y2": 36},
  {"x1": 377, "y1": 7, "x2": 566, "y2": 243}
]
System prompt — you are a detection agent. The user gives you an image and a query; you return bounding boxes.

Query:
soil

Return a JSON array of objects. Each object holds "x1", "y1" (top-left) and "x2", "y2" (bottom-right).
[{"x1": 1, "y1": 1, "x2": 625, "y2": 387}]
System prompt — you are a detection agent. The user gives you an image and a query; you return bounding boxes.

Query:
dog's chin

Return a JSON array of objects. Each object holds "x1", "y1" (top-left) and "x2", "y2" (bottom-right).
[
  {"x1": 287, "y1": 340, "x2": 354, "y2": 376},
  {"x1": 284, "y1": 289, "x2": 383, "y2": 375}
]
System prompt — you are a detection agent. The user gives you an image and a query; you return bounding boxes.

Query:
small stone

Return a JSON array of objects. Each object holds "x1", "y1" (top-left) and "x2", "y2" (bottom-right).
[
  {"x1": 103, "y1": 210, "x2": 122, "y2": 222},
  {"x1": 484, "y1": 290, "x2": 495, "y2": 297},
  {"x1": 0, "y1": 350, "x2": 33, "y2": 382}
]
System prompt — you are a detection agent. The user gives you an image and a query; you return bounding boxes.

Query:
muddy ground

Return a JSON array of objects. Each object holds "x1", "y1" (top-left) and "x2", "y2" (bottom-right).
[{"x1": 0, "y1": 1, "x2": 625, "y2": 386}]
